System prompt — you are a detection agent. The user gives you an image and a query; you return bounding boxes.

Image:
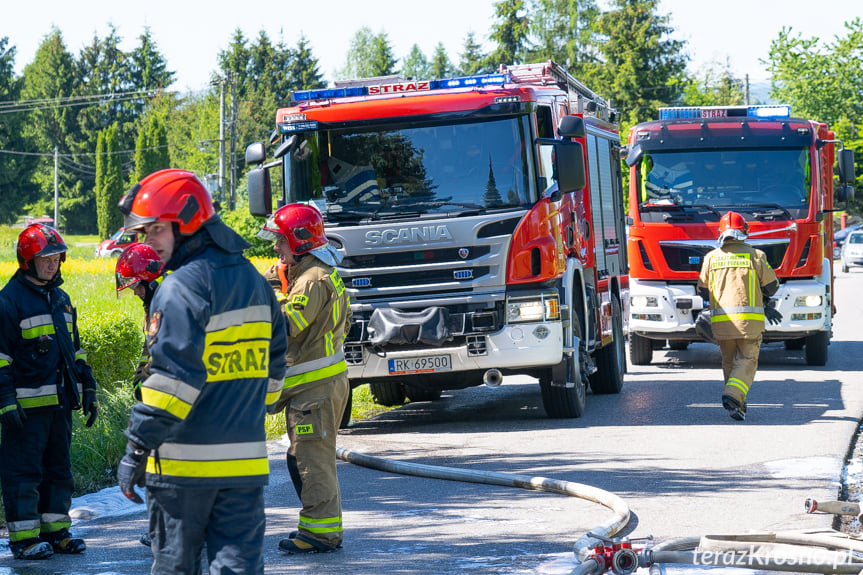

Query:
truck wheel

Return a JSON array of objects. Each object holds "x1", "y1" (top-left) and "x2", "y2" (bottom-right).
[
  {"x1": 540, "y1": 308, "x2": 586, "y2": 418},
  {"x1": 805, "y1": 332, "x2": 829, "y2": 366},
  {"x1": 589, "y1": 296, "x2": 625, "y2": 394},
  {"x1": 668, "y1": 340, "x2": 689, "y2": 351},
  {"x1": 784, "y1": 338, "x2": 805, "y2": 351},
  {"x1": 629, "y1": 333, "x2": 653, "y2": 365},
  {"x1": 369, "y1": 381, "x2": 406, "y2": 406},
  {"x1": 404, "y1": 384, "x2": 442, "y2": 402},
  {"x1": 339, "y1": 386, "x2": 353, "y2": 429}
]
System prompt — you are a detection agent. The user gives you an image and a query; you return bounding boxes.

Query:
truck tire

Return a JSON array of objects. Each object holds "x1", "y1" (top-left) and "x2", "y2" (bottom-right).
[
  {"x1": 629, "y1": 333, "x2": 653, "y2": 365},
  {"x1": 405, "y1": 384, "x2": 443, "y2": 402},
  {"x1": 369, "y1": 381, "x2": 406, "y2": 406},
  {"x1": 589, "y1": 296, "x2": 625, "y2": 394},
  {"x1": 340, "y1": 386, "x2": 352, "y2": 429},
  {"x1": 805, "y1": 332, "x2": 829, "y2": 366},
  {"x1": 539, "y1": 311, "x2": 586, "y2": 418}
]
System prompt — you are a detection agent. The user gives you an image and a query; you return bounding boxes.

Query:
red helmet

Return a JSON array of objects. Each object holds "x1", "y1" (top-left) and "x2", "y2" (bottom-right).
[
  {"x1": 17, "y1": 224, "x2": 67, "y2": 271},
  {"x1": 118, "y1": 169, "x2": 215, "y2": 235},
  {"x1": 115, "y1": 243, "x2": 164, "y2": 293},
  {"x1": 258, "y1": 203, "x2": 327, "y2": 255},
  {"x1": 718, "y1": 211, "x2": 749, "y2": 242}
]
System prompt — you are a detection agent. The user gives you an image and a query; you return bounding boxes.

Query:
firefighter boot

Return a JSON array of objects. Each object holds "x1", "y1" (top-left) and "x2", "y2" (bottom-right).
[
  {"x1": 42, "y1": 529, "x2": 86, "y2": 554},
  {"x1": 721, "y1": 386, "x2": 747, "y2": 421},
  {"x1": 278, "y1": 532, "x2": 340, "y2": 554},
  {"x1": 12, "y1": 538, "x2": 54, "y2": 560}
]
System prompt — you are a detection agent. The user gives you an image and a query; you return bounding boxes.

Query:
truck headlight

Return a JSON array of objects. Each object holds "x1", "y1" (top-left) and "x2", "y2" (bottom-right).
[
  {"x1": 506, "y1": 294, "x2": 560, "y2": 323},
  {"x1": 794, "y1": 295, "x2": 822, "y2": 307},
  {"x1": 631, "y1": 295, "x2": 658, "y2": 308}
]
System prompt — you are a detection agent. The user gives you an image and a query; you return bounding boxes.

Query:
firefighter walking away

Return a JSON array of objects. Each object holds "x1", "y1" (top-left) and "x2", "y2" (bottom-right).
[
  {"x1": 0, "y1": 225, "x2": 98, "y2": 560},
  {"x1": 697, "y1": 211, "x2": 781, "y2": 421}
]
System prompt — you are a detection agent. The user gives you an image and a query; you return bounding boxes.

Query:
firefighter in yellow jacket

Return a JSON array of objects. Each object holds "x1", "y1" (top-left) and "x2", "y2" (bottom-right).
[
  {"x1": 697, "y1": 211, "x2": 780, "y2": 421},
  {"x1": 258, "y1": 203, "x2": 351, "y2": 554}
]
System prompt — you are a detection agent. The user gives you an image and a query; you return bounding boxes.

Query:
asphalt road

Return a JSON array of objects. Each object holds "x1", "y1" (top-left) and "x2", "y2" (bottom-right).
[{"x1": 3, "y1": 269, "x2": 863, "y2": 575}]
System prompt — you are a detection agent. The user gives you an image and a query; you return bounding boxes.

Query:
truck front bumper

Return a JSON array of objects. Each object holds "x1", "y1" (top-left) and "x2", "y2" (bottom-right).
[{"x1": 345, "y1": 322, "x2": 564, "y2": 379}]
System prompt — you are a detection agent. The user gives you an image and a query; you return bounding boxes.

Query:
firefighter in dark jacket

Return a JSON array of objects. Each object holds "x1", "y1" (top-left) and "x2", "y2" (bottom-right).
[
  {"x1": 258, "y1": 204, "x2": 351, "y2": 554},
  {"x1": 115, "y1": 242, "x2": 164, "y2": 549},
  {"x1": 115, "y1": 242, "x2": 165, "y2": 402},
  {"x1": 698, "y1": 211, "x2": 780, "y2": 421},
  {"x1": 115, "y1": 169, "x2": 288, "y2": 575},
  {"x1": 0, "y1": 224, "x2": 98, "y2": 560}
]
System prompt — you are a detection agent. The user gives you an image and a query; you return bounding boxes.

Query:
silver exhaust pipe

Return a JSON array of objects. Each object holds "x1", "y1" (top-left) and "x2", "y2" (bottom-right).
[{"x1": 483, "y1": 368, "x2": 503, "y2": 388}]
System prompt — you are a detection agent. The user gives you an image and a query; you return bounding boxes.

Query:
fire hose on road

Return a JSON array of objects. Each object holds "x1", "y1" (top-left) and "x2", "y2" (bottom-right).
[{"x1": 336, "y1": 448, "x2": 863, "y2": 574}]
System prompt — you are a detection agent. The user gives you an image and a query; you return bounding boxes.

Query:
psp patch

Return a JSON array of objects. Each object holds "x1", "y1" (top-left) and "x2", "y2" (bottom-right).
[
  {"x1": 147, "y1": 311, "x2": 162, "y2": 340},
  {"x1": 291, "y1": 294, "x2": 308, "y2": 309}
]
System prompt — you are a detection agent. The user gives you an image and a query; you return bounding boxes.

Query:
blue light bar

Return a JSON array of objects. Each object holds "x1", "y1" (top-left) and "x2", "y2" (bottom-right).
[
  {"x1": 658, "y1": 107, "x2": 702, "y2": 120},
  {"x1": 291, "y1": 72, "x2": 510, "y2": 103},
  {"x1": 292, "y1": 87, "x2": 367, "y2": 102},
  {"x1": 659, "y1": 105, "x2": 793, "y2": 121},
  {"x1": 432, "y1": 73, "x2": 508, "y2": 89},
  {"x1": 748, "y1": 105, "x2": 791, "y2": 118}
]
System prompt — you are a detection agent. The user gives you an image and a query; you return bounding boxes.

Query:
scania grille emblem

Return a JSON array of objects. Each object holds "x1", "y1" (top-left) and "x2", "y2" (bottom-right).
[{"x1": 458, "y1": 248, "x2": 470, "y2": 259}]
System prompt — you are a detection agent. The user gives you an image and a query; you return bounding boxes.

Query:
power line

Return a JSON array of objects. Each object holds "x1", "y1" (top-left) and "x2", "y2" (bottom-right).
[
  {"x1": 0, "y1": 89, "x2": 158, "y2": 115},
  {"x1": 0, "y1": 144, "x2": 171, "y2": 158}
]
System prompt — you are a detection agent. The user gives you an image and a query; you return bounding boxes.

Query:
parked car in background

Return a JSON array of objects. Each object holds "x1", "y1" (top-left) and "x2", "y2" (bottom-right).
[
  {"x1": 95, "y1": 228, "x2": 138, "y2": 257},
  {"x1": 840, "y1": 231, "x2": 863, "y2": 272},
  {"x1": 26, "y1": 216, "x2": 55, "y2": 227},
  {"x1": 834, "y1": 223, "x2": 863, "y2": 259}
]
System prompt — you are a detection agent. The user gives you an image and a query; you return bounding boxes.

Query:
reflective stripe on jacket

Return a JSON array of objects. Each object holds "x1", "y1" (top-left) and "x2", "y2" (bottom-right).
[
  {"x1": 0, "y1": 271, "x2": 92, "y2": 411},
  {"x1": 127, "y1": 244, "x2": 288, "y2": 489},
  {"x1": 697, "y1": 240, "x2": 778, "y2": 340}
]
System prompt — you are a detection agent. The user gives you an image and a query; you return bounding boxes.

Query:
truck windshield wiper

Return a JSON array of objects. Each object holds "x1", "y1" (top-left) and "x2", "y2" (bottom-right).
[{"x1": 713, "y1": 203, "x2": 793, "y2": 221}]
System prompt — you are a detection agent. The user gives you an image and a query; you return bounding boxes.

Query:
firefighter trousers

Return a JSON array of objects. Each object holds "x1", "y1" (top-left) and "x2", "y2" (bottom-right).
[
  {"x1": 0, "y1": 408, "x2": 74, "y2": 545},
  {"x1": 718, "y1": 335, "x2": 762, "y2": 405},
  {"x1": 147, "y1": 485, "x2": 265, "y2": 575},
  {"x1": 285, "y1": 375, "x2": 350, "y2": 548}
]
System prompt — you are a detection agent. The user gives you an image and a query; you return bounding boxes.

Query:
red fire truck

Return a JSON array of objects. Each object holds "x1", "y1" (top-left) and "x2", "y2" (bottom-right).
[
  {"x1": 245, "y1": 61, "x2": 628, "y2": 418},
  {"x1": 625, "y1": 105, "x2": 856, "y2": 366}
]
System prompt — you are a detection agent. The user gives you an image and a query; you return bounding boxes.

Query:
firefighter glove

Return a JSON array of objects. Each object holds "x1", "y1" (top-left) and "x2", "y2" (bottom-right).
[
  {"x1": 765, "y1": 306, "x2": 783, "y2": 326},
  {"x1": 264, "y1": 264, "x2": 281, "y2": 290},
  {"x1": 82, "y1": 389, "x2": 98, "y2": 427},
  {"x1": 695, "y1": 310, "x2": 717, "y2": 345},
  {"x1": 0, "y1": 397, "x2": 27, "y2": 431},
  {"x1": 118, "y1": 441, "x2": 148, "y2": 504}
]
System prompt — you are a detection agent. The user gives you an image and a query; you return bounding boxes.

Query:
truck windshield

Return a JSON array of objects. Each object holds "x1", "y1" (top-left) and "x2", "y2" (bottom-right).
[
  {"x1": 282, "y1": 115, "x2": 533, "y2": 221},
  {"x1": 637, "y1": 148, "x2": 811, "y2": 221}
]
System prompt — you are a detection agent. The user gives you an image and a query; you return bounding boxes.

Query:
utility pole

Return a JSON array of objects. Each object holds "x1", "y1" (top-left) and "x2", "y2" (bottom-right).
[
  {"x1": 745, "y1": 74, "x2": 751, "y2": 106},
  {"x1": 219, "y1": 79, "x2": 226, "y2": 206},
  {"x1": 53, "y1": 147, "x2": 59, "y2": 228},
  {"x1": 229, "y1": 73, "x2": 238, "y2": 211}
]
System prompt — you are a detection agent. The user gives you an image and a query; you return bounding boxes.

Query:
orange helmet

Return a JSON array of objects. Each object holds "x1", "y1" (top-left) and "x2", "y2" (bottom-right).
[
  {"x1": 115, "y1": 243, "x2": 164, "y2": 293},
  {"x1": 718, "y1": 211, "x2": 748, "y2": 243},
  {"x1": 17, "y1": 224, "x2": 67, "y2": 271},
  {"x1": 118, "y1": 169, "x2": 215, "y2": 235},
  {"x1": 257, "y1": 203, "x2": 327, "y2": 255}
]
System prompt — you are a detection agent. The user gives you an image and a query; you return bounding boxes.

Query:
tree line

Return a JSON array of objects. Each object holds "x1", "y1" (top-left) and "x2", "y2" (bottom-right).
[{"x1": 0, "y1": 0, "x2": 861, "y2": 234}]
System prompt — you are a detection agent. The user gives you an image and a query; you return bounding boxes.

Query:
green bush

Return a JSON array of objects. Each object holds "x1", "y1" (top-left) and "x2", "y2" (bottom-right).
[
  {"x1": 219, "y1": 205, "x2": 272, "y2": 258},
  {"x1": 79, "y1": 310, "x2": 144, "y2": 391}
]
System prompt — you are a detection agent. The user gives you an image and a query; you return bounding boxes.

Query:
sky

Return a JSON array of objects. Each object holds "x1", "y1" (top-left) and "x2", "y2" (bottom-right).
[{"x1": 3, "y1": 0, "x2": 860, "y2": 94}]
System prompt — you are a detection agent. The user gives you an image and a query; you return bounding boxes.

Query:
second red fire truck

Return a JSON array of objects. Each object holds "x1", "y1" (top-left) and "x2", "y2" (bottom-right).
[
  {"x1": 625, "y1": 105, "x2": 856, "y2": 366},
  {"x1": 246, "y1": 61, "x2": 628, "y2": 418}
]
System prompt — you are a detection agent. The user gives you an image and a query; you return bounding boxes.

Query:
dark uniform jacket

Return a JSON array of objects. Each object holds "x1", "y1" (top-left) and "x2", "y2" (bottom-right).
[
  {"x1": 0, "y1": 271, "x2": 96, "y2": 414},
  {"x1": 126, "y1": 221, "x2": 288, "y2": 489}
]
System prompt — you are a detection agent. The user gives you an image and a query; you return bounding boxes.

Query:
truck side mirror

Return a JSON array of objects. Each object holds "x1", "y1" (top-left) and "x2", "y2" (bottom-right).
[
  {"x1": 839, "y1": 148, "x2": 856, "y2": 185},
  {"x1": 558, "y1": 115, "x2": 586, "y2": 139},
  {"x1": 837, "y1": 185, "x2": 855, "y2": 203},
  {"x1": 245, "y1": 142, "x2": 267, "y2": 166},
  {"x1": 554, "y1": 140, "x2": 586, "y2": 194},
  {"x1": 247, "y1": 167, "x2": 272, "y2": 217}
]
